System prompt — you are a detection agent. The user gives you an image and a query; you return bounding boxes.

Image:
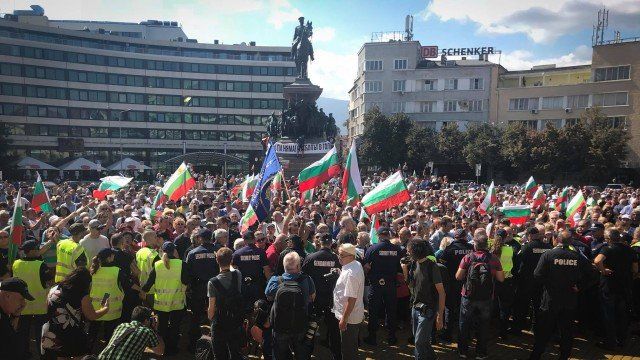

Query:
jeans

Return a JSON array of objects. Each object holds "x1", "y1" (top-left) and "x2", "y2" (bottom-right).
[
  {"x1": 458, "y1": 297, "x2": 491, "y2": 356},
  {"x1": 443, "y1": 282, "x2": 462, "y2": 340},
  {"x1": 211, "y1": 326, "x2": 243, "y2": 360},
  {"x1": 529, "y1": 308, "x2": 574, "y2": 360},
  {"x1": 600, "y1": 291, "x2": 630, "y2": 347},
  {"x1": 367, "y1": 281, "x2": 398, "y2": 339},
  {"x1": 317, "y1": 306, "x2": 341, "y2": 360},
  {"x1": 497, "y1": 278, "x2": 515, "y2": 334},
  {"x1": 158, "y1": 308, "x2": 186, "y2": 354},
  {"x1": 412, "y1": 307, "x2": 436, "y2": 360},
  {"x1": 272, "y1": 332, "x2": 310, "y2": 360},
  {"x1": 340, "y1": 322, "x2": 360, "y2": 360},
  {"x1": 513, "y1": 281, "x2": 542, "y2": 331}
]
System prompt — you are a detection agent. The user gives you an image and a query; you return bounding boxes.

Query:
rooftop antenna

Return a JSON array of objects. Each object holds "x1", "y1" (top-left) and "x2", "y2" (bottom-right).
[
  {"x1": 592, "y1": 7, "x2": 609, "y2": 46},
  {"x1": 405, "y1": 15, "x2": 414, "y2": 41}
]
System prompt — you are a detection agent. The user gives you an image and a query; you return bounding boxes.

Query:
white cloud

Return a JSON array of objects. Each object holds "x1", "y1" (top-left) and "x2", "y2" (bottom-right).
[
  {"x1": 266, "y1": 0, "x2": 303, "y2": 29},
  {"x1": 312, "y1": 27, "x2": 336, "y2": 42},
  {"x1": 309, "y1": 49, "x2": 358, "y2": 101},
  {"x1": 491, "y1": 45, "x2": 592, "y2": 71},
  {"x1": 423, "y1": 0, "x2": 640, "y2": 43}
]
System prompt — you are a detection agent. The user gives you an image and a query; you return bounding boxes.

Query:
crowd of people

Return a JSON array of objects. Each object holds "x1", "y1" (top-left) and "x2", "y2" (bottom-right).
[{"x1": 0, "y1": 171, "x2": 639, "y2": 360}]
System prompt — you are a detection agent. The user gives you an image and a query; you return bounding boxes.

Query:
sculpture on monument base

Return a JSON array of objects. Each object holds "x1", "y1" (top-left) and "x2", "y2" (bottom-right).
[{"x1": 292, "y1": 17, "x2": 314, "y2": 79}]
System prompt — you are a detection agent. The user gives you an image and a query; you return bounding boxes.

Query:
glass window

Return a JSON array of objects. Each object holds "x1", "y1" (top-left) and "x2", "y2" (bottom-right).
[
  {"x1": 365, "y1": 60, "x2": 383, "y2": 71},
  {"x1": 391, "y1": 101, "x2": 406, "y2": 113},
  {"x1": 365, "y1": 81, "x2": 382, "y2": 93},
  {"x1": 594, "y1": 66, "x2": 631, "y2": 81},
  {"x1": 470, "y1": 78, "x2": 484, "y2": 90},
  {"x1": 444, "y1": 100, "x2": 457, "y2": 112},
  {"x1": 593, "y1": 92, "x2": 628, "y2": 107},
  {"x1": 392, "y1": 80, "x2": 406, "y2": 92},
  {"x1": 509, "y1": 97, "x2": 538, "y2": 111},
  {"x1": 394, "y1": 59, "x2": 407, "y2": 70},
  {"x1": 423, "y1": 79, "x2": 437, "y2": 91},
  {"x1": 541, "y1": 96, "x2": 564, "y2": 110},
  {"x1": 469, "y1": 99, "x2": 483, "y2": 112},
  {"x1": 445, "y1": 79, "x2": 458, "y2": 90},
  {"x1": 420, "y1": 101, "x2": 435, "y2": 113}
]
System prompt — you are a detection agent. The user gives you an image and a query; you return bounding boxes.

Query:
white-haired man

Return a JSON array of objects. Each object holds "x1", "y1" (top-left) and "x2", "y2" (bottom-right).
[{"x1": 333, "y1": 243, "x2": 365, "y2": 360}]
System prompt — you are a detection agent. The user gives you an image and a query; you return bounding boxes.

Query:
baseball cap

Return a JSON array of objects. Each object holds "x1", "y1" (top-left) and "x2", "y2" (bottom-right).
[
  {"x1": 20, "y1": 240, "x2": 38, "y2": 252},
  {"x1": 377, "y1": 227, "x2": 391, "y2": 236},
  {"x1": 0, "y1": 278, "x2": 34, "y2": 301},
  {"x1": 161, "y1": 241, "x2": 176, "y2": 253},
  {"x1": 319, "y1": 233, "x2": 332, "y2": 244},
  {"x1": 97, "y1": 248, "x2": 115, "y2": 260},
  {"x1": 69, "y1": 223, "x2": 88, "y2": 235},
  {"x1": 339, "y1": 243, "x2": 357, "y2": 256},
  {"x1": 89, "y1": 219, "x2": 105, "y2": 230}
]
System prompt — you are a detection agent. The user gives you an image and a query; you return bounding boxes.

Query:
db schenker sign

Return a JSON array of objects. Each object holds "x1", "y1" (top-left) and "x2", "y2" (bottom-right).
[{"x1": 421, "y1": 46, "x2": 496, "y2": 58}]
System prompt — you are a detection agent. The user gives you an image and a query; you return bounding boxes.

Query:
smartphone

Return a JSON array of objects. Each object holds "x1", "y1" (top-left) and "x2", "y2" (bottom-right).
[{"x1": 101, "y1": 293, "x2": 110, "y2": 306}]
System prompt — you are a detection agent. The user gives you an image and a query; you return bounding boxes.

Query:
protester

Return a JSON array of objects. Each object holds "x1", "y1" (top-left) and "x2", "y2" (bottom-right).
[
  {"x1": 98, "y1": 305, "x2": 164, "y2": 359},
  {"x1": 0, "y1": 278, "x2": 34, "y2": 359},
  {"x1": 333, "y1": 243, "x2": 365, "y2": 360}
]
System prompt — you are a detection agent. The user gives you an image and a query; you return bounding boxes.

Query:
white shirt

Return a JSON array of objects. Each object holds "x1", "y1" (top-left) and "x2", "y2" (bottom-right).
[
  {"x1": 79, "y1": 233, "x2": 110, "y2": 261},
  {"x1": 332, "y1": 259, "x2": 365, "y2": 324}
]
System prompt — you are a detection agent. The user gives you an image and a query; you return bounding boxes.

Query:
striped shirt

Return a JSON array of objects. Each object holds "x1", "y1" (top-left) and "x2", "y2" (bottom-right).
[{"x1": 98, "y1": 321, "x2": 159, "y2": 360}]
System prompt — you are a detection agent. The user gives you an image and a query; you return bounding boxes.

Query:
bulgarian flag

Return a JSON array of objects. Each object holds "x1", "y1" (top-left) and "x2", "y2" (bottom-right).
[
  {"x1": 240, "y1": 205, "x2": 258, "y2": 233},
  {"x1": 32, "y1": 172, "x2": 52, "y2": 213},
  {"x1": 242, "y1": 174, "x2": 259, "y2": 202},
  {"x1": 566, "y1": 190, "x2": 586, "y2": 227},
  {"x1": 524, "y1": 176, "x2": 538, "y2": 199},
  {"x1": 93, "y1": 175, "x2": 133, "y2": 200},
  {"x1": 361, "y1": 171, "x2": 410, "y2": 215},
  {"x1": 8, "y1": 189, "x2": 24, "y2": 264},
  {"x1": 299, "y1": 188, "x2": 314, "y2": 205},
  {"x1": 499, "y1": 205, "x2": 531, "y2": 225},
  {"x1": 162, "y1": 162, "x2": 196, "y2": 202},
  {"x1": 341, "y1": 141, "x2": 363, "y2": 205},
  {"x1": 298, "y1": 146, "x2": 341, "y2": 192},
  {"x1": 531, "y1": 186, "x2": 546, "y2": 209},
  {"x1": 147, "y1": 188, "x2": 165, "y2": 219},
  {"x1": 478, "y1": 181, "x2": 496, "y2": 215},
  {"x1": 555, "y1": 187, "x2": 569, "y2": 212},
  {"x1": 369, "y1": 215, "x2": 380, "y2": 244},
  {"x1": 272, "y1": 171, "x2": 284, "y2": 192}
]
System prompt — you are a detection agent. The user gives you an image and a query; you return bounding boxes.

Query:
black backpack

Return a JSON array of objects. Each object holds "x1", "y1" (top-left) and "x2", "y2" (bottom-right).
[
  {"x1": 270, "y1": 275, "x2": 307, "y2": 335},
  {"x1": 210, "y1": 271, "x2": 245, "y2": 331},
  {"x1": 464, "y1": 252, "x2": 494, "y2": 301}
]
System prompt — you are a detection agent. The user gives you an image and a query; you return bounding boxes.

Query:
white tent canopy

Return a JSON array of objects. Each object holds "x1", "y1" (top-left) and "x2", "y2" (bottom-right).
[
  {"x1": 107, "y1": 157, "x2": 151, "y2": 171},
  {"x1": 16, "y1": 156, "x2": 58, "y2": 170},
  {"x1": 59, "y1": 157, "x2": 102, "y2": 171}
]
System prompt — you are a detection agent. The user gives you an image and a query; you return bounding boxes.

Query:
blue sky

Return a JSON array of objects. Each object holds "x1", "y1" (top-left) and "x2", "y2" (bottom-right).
[{"x1": 4, "y1": 0, "x2": 639, "y2": 100}]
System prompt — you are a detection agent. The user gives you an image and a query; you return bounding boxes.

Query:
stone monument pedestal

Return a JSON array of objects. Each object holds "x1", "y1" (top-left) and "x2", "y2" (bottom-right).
[{"x1": 283, "y1": 77, "x2": 323, "y2": 103}]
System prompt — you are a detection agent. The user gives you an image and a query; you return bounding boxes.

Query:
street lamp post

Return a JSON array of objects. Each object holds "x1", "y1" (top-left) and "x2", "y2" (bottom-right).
[{"x1": 119, "y1": 109, "x2": 132, "y2": 170}]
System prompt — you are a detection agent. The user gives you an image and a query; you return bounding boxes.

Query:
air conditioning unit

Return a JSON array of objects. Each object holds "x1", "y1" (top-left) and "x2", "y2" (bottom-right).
[
  {"x1": 530, "y1": 109, "x2": 539, "y2": 114},
  {"x1": 565, "y1": 108, "x2": 572, "y2": 113}
]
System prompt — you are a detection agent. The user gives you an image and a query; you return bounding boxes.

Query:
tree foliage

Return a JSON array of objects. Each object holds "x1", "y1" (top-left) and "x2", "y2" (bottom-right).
[
  {"x1": 437, "y1": 123, "x2": 464, "y2": 164},
  {"x1": 406, "y1": 127, "x2": 437, "y2": 172}
]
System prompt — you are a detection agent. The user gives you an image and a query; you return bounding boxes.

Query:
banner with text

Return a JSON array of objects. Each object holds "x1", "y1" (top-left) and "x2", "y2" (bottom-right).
[{"x1": 274, "y1": 141, "x2": 333, "y2": 155}]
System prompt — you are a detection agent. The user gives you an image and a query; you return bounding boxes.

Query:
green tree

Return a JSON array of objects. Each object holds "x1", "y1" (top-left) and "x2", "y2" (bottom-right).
[
  {"x1": 463, "y1": 123, "x2": 503, "y2": 177},
  {"x1": 530, "y1": 124, "x2": 562, "y2": 180},
  {"x1": 406, "y1": 127, "x2": 437, "y2": 173},
  {"x1": 359, "y1": 107, "x2": 395, "y2": 169},
  {"x1": 437, "y1": 123, "x2": 464, "y2": 164},
  {"x1": 0, "y1": 123, "x2": 13, "y2": 175},
  {"x1": 500, "y1": 122, "x2": 534, "y2": 181},
  {"x1": 583, "y1": 107, "x2": 630, "y2": 181},
  {"x1": 388, "y1": 112, "x2": 414, "y2": 167}
]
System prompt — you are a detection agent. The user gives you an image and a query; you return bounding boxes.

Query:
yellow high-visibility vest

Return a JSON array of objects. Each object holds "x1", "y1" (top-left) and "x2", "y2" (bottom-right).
[
  {"x1": 12, "y1": 259, "x2": 48, "y2": 315},
  {"x1": 55, "y1": 239, "x2": 84, "y2": 283},
  {"x1": 500, "y1": 245, "x2": 514, "y2": 278},
  {"x1": 136, "y1": 247, "x2": 158, "y2": 294},
  {"x1": 153, "y1": 259, "x2": 185, "y2": 312},
  {"x1": 90, "y1": 266, "x2": 123, "y2": 321}
]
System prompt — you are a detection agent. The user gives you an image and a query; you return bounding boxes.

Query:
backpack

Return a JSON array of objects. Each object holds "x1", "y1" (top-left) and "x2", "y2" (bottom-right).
[
  {"x1": 270, "y1": 275, "x2": 307, "y2": 335},
  {"x1": 464, "y1": 252, "x2": 494, "y2": 301},
  {"x1": 210, "y1": 271, "x2": 245, "y2": 331}
]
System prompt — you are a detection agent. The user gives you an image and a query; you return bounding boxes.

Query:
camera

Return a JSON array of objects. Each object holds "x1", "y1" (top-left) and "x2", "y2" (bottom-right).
[{"x1": 323, "y1": 268, "x2": 340, "y2": 280}]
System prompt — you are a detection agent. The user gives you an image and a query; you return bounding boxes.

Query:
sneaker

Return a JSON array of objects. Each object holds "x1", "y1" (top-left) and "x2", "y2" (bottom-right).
[{"x1": 363, "y1": 336, "x2": 377, "y2": 346}]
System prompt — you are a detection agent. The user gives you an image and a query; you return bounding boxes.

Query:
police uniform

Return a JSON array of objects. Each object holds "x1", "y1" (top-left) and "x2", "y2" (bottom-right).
[
  {"x1": 529, "y1": 244, "x2": 594, "y2": 360},
  {"x1": 436, "y1": 235, "x2": 473, "y2": 340},
  {"x1": 185, "y1": 233, "x2": 220, "y2": 350},
  {"x1": 513, "y1": 237, "x2": 551, "y2": 332},
  {"x1": 363, "y1": 228, "x2": 402, "y2": 344},
  {"x1": 302, "y1": 245, "x2": 340, "y2": 359},
  {"x1": 232, "y1": 242, "x2": 269, "y2": 312}
]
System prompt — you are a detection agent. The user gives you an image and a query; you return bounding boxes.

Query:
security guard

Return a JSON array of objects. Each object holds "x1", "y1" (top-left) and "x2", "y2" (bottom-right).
[
  {"x1": 528, "y1": 230, "x2": 595, "y2": 360},
  {"x1": 55, "y1": 223, "x2": 88, "y2": 282},
  {"x1": 136, "y1": 230, "x2": 161, "y2": 305},
  {"x1": 185, "y1": 228, "x2": 219, "y2": 352},
  {"x1": 231, "y1": 231, "x2": 272, "y2": 312},
  {"x1": 302, "y1": 233, "x2": 340, "y2": 359},
  {"x1": 141, "y1": 241, "x2": 190, "y2": 356},
  {"x1": 512, "y1": 227, "x2": 551, "y2": 334},
  {"x1": 363, "y1": 226, "x2": 403, "y2": 345},
  {"x1": 436, "y1": 228, "x2": 473, "y2": 342},
  {"x1": 13, "y1": 240, "x2": 53, "y2": 357}
]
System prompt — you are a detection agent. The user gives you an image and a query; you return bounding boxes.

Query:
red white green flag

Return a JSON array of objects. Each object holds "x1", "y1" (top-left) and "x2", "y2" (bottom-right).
[
  {"x1": 341, "y1": 141, "x2": 363, "y2": 205},
  {"x1": 298, "y1": 146, "x2": 341, "y2": 192},
  {"x1": 566, "y1": 190, "x2": 586, "y2": 227},
  {"x1": 32, "y1": 172, "x2": 52, "y2": 213},
  {"x1": 8, "y1": 189, "x2": 24, "y2": 264},
  {"x1": 555, "y1": 187, "x2": 569, "y2": 212},
  {"x1": 478, "y1": 181, "x2": 496, "y2": 215},
  {"x1": 369, "y1": 215, "x2": 380, "y2": 244},
  {"x1": 242, "y1": 174, "x2": 259, "y2": 202},
  {"x1": 299, "y1": 188, "x2": 314, "y2": 205},
  {"x1": 93, "y1": 175, "x2": 133, "y2": 200},
  {"x1": 499, "y1": 205, "x2": 531, "y2": 225},
  {"x1": 162, "y1": 162, "x2": 196, "y2": 202},
  {"x1": 271, "y1": 171, "x2": 283, "y2": 192},
  {"x1": 240, "y1": 204, "x2": 258, "y2": 233},
  {"x1": 524, "y1": 176, "x2": 538, "y2": 199},
  {"x1": 531, "y1": 186, "x2": 546, "y2": 209},
  {"x1": 361, "y1": 171, "x2": 410, "y2": 215}
]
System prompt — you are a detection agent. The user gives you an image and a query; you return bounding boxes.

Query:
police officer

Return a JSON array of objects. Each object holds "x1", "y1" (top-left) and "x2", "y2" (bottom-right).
[
  {"x1": 231, "y1": 231, "x2": 272, "y2": 312},
  {"x1": 302, "y1": 233, "x2": 341, "y2": 359},
  {"x1": 529, "y1": 230, "x2": 595, "y2": 360},
  {"x1": 436, "y1": 228, "x2": 473, "y2": 342},
  {"x1": 55, "y1": 223, "x2": 88, "y2": 282},
  {"x1": 363, "y1": 226, "x2": 402, "y2": 345},
  {"x1": 185, "y1": 228, "x2": 220, "y2": 352},
  {"x1": 512, "y1": 227, "x2": 551, "y2": 334}
]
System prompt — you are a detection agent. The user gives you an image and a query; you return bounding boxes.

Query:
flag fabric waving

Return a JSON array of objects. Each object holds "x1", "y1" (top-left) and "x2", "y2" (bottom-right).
[
  {"x1": 369, "y1": 215, "x2": 380, "y2": 244},
  {"x1": 298, "y1": 145, "x2": 341, "y2": 192},
  {"x1": 524, "y1": 176, "x2": 538, "y2": 199},
  {"x1": 555, "y1": 187, "x2": 569, "y2": 212},
  {"x1": 8, "y1": 189, "x2": 24, "y2": 264},
  {"x1": 478, "y1": 181, "x2": 496, "y2": 215},
  {"x1": 32, "y1": 172, "x2": 52, "y2": 213},
  {"x1": 93, "y1": 175, "x2": 133, "y2": 200},
  {"x1": 499, "y1": 205, "x2": 531, "y2": 225},
  {"x1": 161, "y1": 162, "x2": 196, "y2": 202},
  {"x1": 299, "y1": 188, "x2": 314, "y2": 205},
  {"x1": 531, "y1": 186, "x2": 546, "y2": 209},
  {"x1": 240, "y1": 144, "x2": 282, "y2": 232},
  {"x1": 566, "y1": 190, "x2": 586, "y2": 227},
  {"x1": 361, "y1": 171, "x2": 410, "y2": 216},
  {"x1": 242, "y1": 174, "x2": 259, "y2": 202},
  {"x1": 341, "y1": 141, "x2": 363, "y2": 205}
]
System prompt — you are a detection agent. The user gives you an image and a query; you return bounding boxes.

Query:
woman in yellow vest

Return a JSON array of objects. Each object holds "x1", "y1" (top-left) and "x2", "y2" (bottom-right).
[
  {"x1": 136, "y1": 230, "x2": 161, "y2": 305},
  {"x1": 491, "y1": 228, "x2": 517, "y2": 339},
  {"x1": 55, "y1": 223, "x2": 88, "y2": 283},
  {"x1": 140, "y1": 241, "x2": 190, "y2": 356},
  {"x1": 87, "y1": 248, "x2": 128, "y2": 351},
  {"x1": 12, "y1": 240, "x2": 54, "y2": 358}
]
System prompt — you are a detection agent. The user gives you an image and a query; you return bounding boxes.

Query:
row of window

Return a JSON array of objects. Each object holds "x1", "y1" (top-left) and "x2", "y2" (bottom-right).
[
  {"x1": 508, "y1": 92, "x2": 628, "y2": 111},
  {"x1": 5, "y1": 123, "x2": 265, "y2": 141},
  {"x1": 0, "y1": 82, "x2": 285, "y2": 109},
  {"x1": 364, "y1": 59, "x2": 408, "y2": 71},
  {"x1": 0, "y1": 62, "x2": 287, "y2": 93},
  {"x1": 594, "y1": 66, "x2": 630, "y2": 82},
  {"x1": 0, "y1": 103, "x2": 271, "y2": 125},
  {"x1": 0, "y1": 43, "x2": 296, "y2": 76},
  {"x1": 361, "y1": 78, "x2": 485, "y2": 94},
  {"x1": 510, "y1": 116, "x2": 627, "y2": 130},
  {"x1": 0, "y1": 27, "x2": 291, "y2": 62}
]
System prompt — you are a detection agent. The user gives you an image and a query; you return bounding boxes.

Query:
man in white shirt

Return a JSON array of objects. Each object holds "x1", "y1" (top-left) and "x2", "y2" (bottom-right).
[
  {"x1": 333, "y1": 243, "x2": 365, "y2": 360},
  {"x1": 79, "y1": 219, "x2": 110, "y2": 261}
]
